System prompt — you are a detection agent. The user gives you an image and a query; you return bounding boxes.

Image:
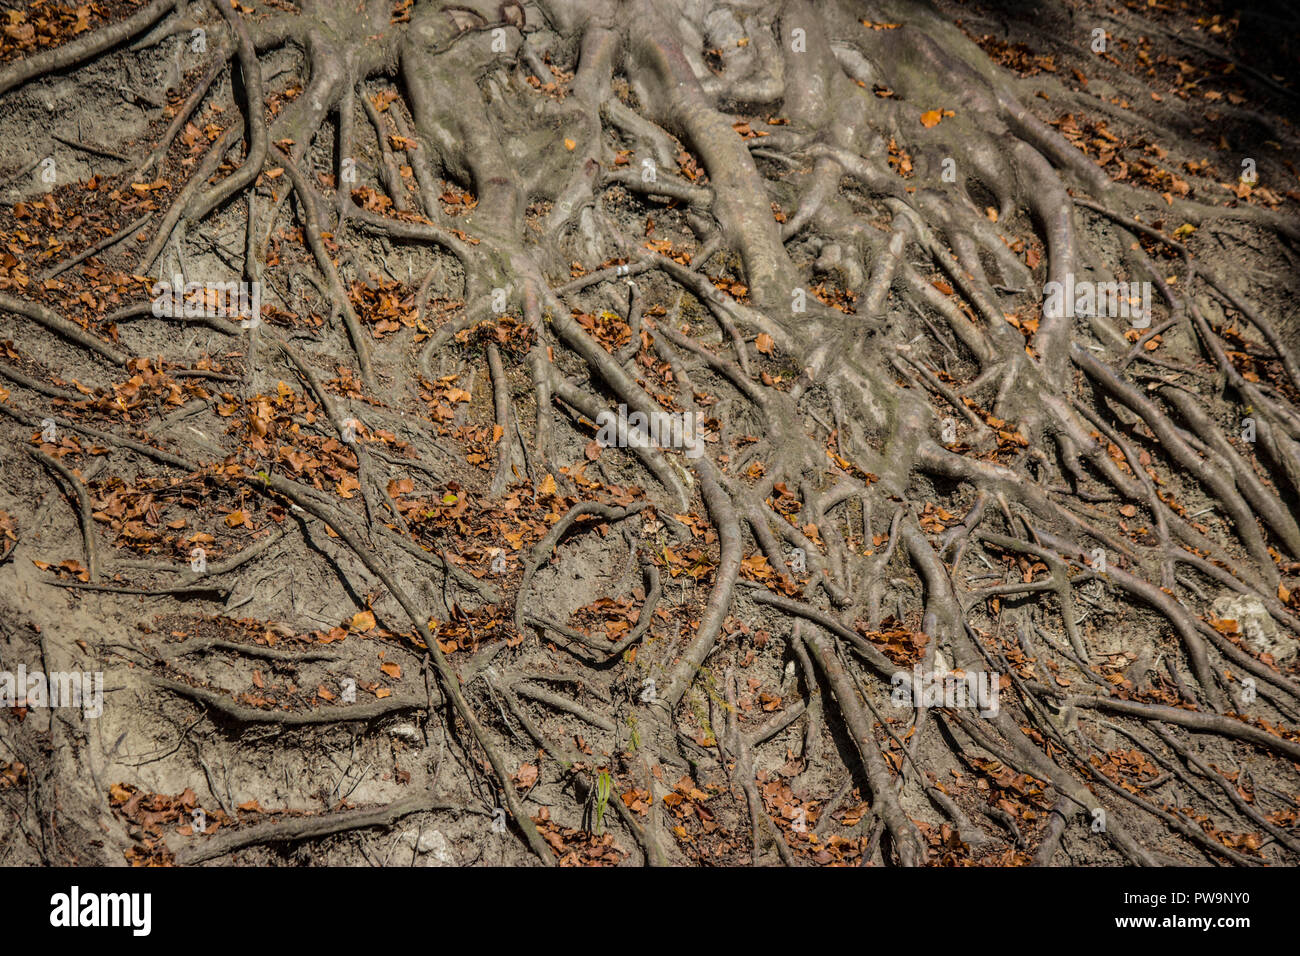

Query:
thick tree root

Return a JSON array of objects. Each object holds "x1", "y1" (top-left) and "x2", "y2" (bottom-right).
[{"x1": 3, "y1": 0, "x2": 1298, "y2": 869}]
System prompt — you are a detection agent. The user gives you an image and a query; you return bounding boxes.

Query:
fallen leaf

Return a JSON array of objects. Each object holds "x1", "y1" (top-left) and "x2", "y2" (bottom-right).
[{"x1": 515, "y1": 763, "x2": 539, "y2": 788}]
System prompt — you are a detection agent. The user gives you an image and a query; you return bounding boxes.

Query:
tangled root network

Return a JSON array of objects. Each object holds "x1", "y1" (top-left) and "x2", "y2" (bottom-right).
[{"x1": 1, "y1": 0, "x2": 1299, "y2": 868}]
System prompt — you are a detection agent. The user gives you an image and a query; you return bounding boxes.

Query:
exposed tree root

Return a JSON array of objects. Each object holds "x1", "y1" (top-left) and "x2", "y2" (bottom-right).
[{"x1": 3, "y1": 0, "x2": 1298, "y2": 869}]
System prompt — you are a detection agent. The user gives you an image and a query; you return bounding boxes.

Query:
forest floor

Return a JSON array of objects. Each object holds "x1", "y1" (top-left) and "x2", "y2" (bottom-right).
[{"x1": 0, "y1": 0, "x2": 1297, "y2": 868}]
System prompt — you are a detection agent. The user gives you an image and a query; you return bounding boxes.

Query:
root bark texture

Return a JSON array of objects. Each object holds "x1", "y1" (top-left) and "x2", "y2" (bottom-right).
[{"x1": 1, "y1": 0, "x2": 1298, "y2": 868}]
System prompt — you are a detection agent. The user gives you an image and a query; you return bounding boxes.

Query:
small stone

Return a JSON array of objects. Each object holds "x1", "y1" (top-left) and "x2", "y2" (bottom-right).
[
  {"x1": 388, "y1": 723, "x2": 420, "y2": 742},
  {"x1": 1211, "y1": 592, "x2": 1295, "y2": 663},
  {"x1": 398, "y1": 828, "x2": 456, "y2": 865},
  {"x1": 419, "y1": 829, "x2": 456, "y2": 866}
]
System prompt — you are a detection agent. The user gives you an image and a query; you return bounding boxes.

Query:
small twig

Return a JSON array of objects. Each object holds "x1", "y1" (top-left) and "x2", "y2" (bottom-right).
[
  {"x1": 51, "y1": 133, "x2": 128, "y2": 163},
  {"x1": 41, "y1": 212, "x2": 154, "y2": 280}
]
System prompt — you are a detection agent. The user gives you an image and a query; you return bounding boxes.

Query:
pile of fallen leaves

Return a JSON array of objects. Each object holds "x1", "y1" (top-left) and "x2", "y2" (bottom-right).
[
  {"x1": 968, "y1": 756, "x2": 1053, "y2": 838},
  {"x1": 531, "y1": 806, "x2": 625, "y2": 865},
  {"x1": 1090, "y1": 747, "x2": 1164, "y2": 796},
  {"x1": 972, "y1": 34, "x2": 1057, "y2": 76},
  {"x1": 349, "y1": 276, "x2": 417, "y2": 339},
  {"x1": 0, "y1": 760, "x2": 27, "y2": 790},
  {"x1": 566, "y1": 592, "x2": 656, "y2": 645},
  {"x1": 659, "y1": 773, "x2": 743, "y2": 862},
  {"x1": 857, "y1": 619, "x2": 929, "y2": 666},
  {"x1": 454, "y1": 314, "x2": 534, "y2": 356},
  {"x1": 90, "y1": 471, "x2": 257, "y2": 558},
  {"x1": 0, "y1": 1, "x2": 106, "y2": 62},
  {"x1": 758, "y1": 772, "x2": 869, "y2": 865},
  {"x1": 574, "y1": 309, "x2": 632, "y2": 353},
  {"x1": 109, "y1": 783, "x2": 231, "y2": 866}
]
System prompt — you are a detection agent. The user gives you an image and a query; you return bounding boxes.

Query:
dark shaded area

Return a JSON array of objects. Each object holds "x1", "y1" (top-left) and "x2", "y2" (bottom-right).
[{"x1": 962, "y1": 0, "x2": 1297, "y2": 113}]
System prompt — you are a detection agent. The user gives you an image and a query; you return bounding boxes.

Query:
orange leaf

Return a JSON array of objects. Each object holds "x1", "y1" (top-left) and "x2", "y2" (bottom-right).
[
  {"x1": 350, "y1": 610, "x2": 376, "y2": 632},
  {"x1": 920, "y1": 110, "x2": 943, "y2": 128},
  {"x1": 336, "y1": 474, "x2": 361, "y2": 499},
  {"x1": 515, "y1": 763, "x2": 539, "y2": 788}
]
